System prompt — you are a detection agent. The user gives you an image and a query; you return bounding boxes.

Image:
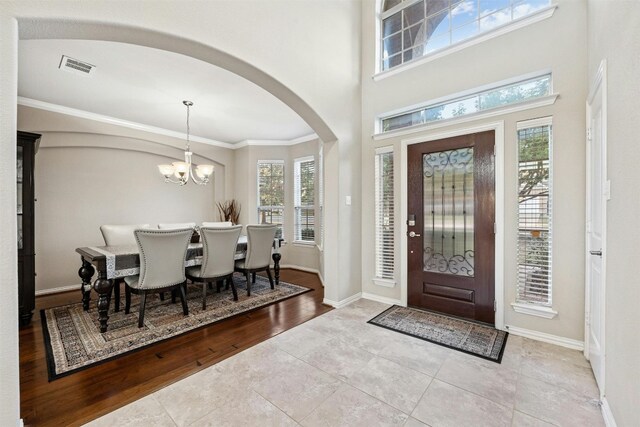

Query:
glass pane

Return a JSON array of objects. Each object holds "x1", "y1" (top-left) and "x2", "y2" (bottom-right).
[
  {"x1": 451, "y1": 0, "x2": 478, "y2": 28},
  {"x1": 423, "y1": 147, "x2": 474, "y2": 276},
  {"x1": 403, "y1": 1, "x2": 425, "y2": 27},
  {"x1": 427, "y1": 0, "x2": 449, "y2": 17},
  {"x1": 427, "y1": 9, "x2": 449, "y2": 39},
  {"x1": 451, "y1": 20, "x2": 479, "y2": 43},
  {"x1": 479, "y1": 7, "x2": 511, "y2": 31},
  {"x1": 479, "y1": 0, "x2": 510, "y2": 17},
  {"x1": 384, "y1": 0, "x2": 403, "y2": 12},
  {"x1": 403, "y1": 22, "x2": 426, "y2": 50},
  {"x1": 383, "y1": 12, "x2": 402, "y2": 37},
  {"x1": 425, "y1": 33, "x2": 450, "y2": 53},
  {"x1": 383, "y1": 32, "x2": 402, "y2": 59},
  {"x1": 513, "y1": 0, "x2": 550, "y2": 19},
  {"x1": 382, "y1": 53, "x2": 403, "y2": 70}
]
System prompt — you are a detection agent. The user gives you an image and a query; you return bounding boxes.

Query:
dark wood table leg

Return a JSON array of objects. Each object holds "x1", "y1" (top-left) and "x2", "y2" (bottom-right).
[
  {"x1": 78, "y1": 257, "x2": 94, "y2": 311},
  {"x1": 93, "y1": 271, "x2": 113, "y2": 333},
  {"x1": 272, "y1": 252, "x2": 281, "y2": 286}
]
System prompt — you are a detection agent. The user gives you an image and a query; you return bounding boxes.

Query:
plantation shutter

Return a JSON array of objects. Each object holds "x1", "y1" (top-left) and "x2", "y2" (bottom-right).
[
  {"x1": 375, "y1": 147, "x2": 395, "y2": 280},
  {"x1": 294, "y1": 157, "x2": 315, "y2": 242},
  {"x1": 257, "y1": 160, "x2": 285, "y2": 238},
  {"x1": 318, "y1": 144, "x2": 324, "y2": 248},
  {"x1": 516, "y1": 120, "x2": 553, "y2": 305}
]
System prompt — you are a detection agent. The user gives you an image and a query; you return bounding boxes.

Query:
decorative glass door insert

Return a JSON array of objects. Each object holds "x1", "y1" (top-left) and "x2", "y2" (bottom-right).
[{"x1": 423, "y1": 147, "x2": 474, "y2": 277}]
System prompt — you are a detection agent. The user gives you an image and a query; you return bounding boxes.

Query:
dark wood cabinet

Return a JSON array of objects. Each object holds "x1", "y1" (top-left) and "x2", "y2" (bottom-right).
[{"x1": 18, "y1": 131, "x2": 39, "y2": 326}]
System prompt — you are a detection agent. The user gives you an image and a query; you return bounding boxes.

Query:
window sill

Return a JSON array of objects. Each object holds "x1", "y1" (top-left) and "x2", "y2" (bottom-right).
[
  {"x1": 373, "y1": 278, "x2": 396, "y2": 288},
  {"x1": 511, "y1": 302, "x2": 558, "y2": 319},
  {"x1": 373, "y1": 4, "x2": 558, "y2": 81},
  {"x1": 292, "y1": 241, "x2": 316, "y2": 247},
  {"x1": 373, "y1": 94, "x2": 558, "y2": 141}
]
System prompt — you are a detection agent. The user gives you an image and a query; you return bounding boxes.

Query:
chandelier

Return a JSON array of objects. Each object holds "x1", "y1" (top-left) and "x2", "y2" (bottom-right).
[{"x1": 157, "y1": 100, "x2": 214, "y2": 185}]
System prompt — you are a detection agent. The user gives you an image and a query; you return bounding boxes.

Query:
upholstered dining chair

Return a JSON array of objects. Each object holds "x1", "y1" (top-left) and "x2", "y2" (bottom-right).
[
  {"x1": 99, "y1": 224, "x2": 151, "y2": 312},
  {"x1": 201, "y1": 221, "x2": 233, "y2": 227},
  {"x1": 157, "y1": 222, "x2": 196, "y2": 230},
  {"x1": 234, "y1": 224, "x2": 277, "y2": 296},
  {"x1": 124, "y1": 228, "x2": 193, "y2": 328},
  {"x1": 186, "y1": 225, "x2": 242, "y2": 309}
]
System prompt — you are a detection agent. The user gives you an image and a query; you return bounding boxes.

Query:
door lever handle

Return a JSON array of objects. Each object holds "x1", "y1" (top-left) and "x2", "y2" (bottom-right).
[
  {"x1": 589, "y1": 250, "x2": 602, "y2": 256},
  {"x1": 408, "y1": 231, "x2": 421, "y2": 238}
]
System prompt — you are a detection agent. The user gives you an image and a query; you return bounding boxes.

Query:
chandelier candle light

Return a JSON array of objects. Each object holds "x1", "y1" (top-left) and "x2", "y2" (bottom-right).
[{"x1": 157, "y1": 100, "x2": 215, "y2": 185}]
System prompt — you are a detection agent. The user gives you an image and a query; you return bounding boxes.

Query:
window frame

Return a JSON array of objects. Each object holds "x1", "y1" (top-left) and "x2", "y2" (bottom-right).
[
  {"x1": 375, "y1": 1, "x2": 557, "y2": 78},
  {"x1": 512, "y1": 116, "x2": 557, "y2": 318},
  {"x1": 374, "y1": 146, "x2": 396, "y2": 286},
  {"x1": 256, "y1": 160, "x2": 285, "y2": 239},
  {"x1": 293, "y1": 155, "x2": 316, "y2": 244}
]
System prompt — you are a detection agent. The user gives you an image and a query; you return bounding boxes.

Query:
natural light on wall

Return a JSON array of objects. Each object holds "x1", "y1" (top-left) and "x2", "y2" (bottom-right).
[
  {"x1": 380, "y1": 0, "x2": 552, "y2": 71},
  {"x1": 380, "y1": 73, "x2": 551, "y2": 132}
]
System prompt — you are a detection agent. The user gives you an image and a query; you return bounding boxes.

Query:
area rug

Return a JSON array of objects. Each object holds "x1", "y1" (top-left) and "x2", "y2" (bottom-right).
[
  {"x1": 42, "y1": 274, "x2": 311, "y2": 380},
  {"x1": 368, "y1": 305, "x2": 508, "y2": 363}
]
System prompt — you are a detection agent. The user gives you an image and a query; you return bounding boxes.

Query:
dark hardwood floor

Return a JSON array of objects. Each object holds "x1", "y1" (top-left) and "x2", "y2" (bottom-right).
[{"x1": 19, "y1": 269, "x2": 331, "y2": 427}]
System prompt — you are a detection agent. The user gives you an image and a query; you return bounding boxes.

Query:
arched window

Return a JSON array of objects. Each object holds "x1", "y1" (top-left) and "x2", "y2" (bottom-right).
[{"x1": 380, "y1": 0, "x2": 552, "y2": 71}]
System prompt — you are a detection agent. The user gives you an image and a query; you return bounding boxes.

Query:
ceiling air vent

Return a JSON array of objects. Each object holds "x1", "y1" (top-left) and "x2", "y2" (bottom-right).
[{"x1": 59, "y1": 55, "x2": 96, "y2": 76}]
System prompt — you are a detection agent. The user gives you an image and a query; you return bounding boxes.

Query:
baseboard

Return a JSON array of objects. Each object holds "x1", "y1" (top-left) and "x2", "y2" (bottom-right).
[
  {"x1": 601, "y1": 397, "x2": 617, "y2": 427},
  {"x1": 361, "y1": 292, "x2": 403, "y2": 306},
  {"x1": 505, "y1": 325, "x2": 584, "y2": 351},
  {"x1": 323, "y1": 292, "x2": 362, "y2": 309},
  {"x1": 35, "y1": 284, "x2": 82, "y2": 296}
]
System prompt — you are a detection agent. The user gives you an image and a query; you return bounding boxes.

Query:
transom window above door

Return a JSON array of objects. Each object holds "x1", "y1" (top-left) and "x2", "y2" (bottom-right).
[{"x1": 380, "y1": 0, "x2": 553, "y2": 71}]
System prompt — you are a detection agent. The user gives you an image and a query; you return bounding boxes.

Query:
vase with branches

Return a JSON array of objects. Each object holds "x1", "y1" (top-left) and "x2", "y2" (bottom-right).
[{"x1": 217, "y1": 200, "x2": 241, "y2": 225}]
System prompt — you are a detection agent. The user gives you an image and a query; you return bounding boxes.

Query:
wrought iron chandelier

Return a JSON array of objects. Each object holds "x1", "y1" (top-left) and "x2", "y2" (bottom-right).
[{"x1": 157, "y1": 100, "x2": 214, "y2": 185}]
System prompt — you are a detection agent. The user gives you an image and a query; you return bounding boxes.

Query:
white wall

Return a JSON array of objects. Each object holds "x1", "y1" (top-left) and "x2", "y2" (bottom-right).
[
  {"x1": 361, "y1": 0, "x2": 588, "y2": 340},
  {"x1": 587, "y1": 1, "x2": 640, "y2": 425}
]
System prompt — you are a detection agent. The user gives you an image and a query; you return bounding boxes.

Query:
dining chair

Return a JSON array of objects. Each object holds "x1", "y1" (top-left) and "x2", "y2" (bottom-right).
[
  {"x1": 99, "y1": 224, "x2": 150, "y2": 312},
  {"x1": 202, "y1": 221, "x2": 233, "y2": 227},
  {"x1": 124, "y1": 228, "x2": 192, "y2": 327},
  {"x1": 157, "y1": 222, "x2": 197, "y2": 230},
  {"x1": 186, "y1": 225, "x2": 242, "y2": 309},
  {"x1": 234, "y1": 224, "x2": 277, "y2": 296}
]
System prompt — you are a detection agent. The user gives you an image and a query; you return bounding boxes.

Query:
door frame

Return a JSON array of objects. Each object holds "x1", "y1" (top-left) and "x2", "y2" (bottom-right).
[
  {"x1": 584, "y1": 59, "x2": 608, "y2": 397},
  {"x1": 399, "y1": 121, "x2": 505, "y2": 331}
]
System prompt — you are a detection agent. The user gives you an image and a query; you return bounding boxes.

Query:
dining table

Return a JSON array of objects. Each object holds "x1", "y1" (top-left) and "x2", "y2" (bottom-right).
[{"x1": 76, "y1": 235, "x2": 283, "y2": 333}]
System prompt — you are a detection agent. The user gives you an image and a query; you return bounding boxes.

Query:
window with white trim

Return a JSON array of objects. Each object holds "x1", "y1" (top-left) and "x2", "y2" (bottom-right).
[
  {"x1": 294, "y1": 156, "x2": 315, "y2": 243},
  {"x1": 257, "y1": 160, "x2": 284, "y2": 238},
  {"x1": 381, "y1": 73, "x2": 551, "y2": 132},
  {"x1": 318, "y1": 144, "x2": 324, "y2": 248},
  {"x1": 380, "y1": 0, "x2": 552, "y2": 71},
  {"x1": 375, "y1": 147, "x2": 395, "y2": 280},
  {"x1": 517, "y1": 118, "x2": 552, "y2": 305}
]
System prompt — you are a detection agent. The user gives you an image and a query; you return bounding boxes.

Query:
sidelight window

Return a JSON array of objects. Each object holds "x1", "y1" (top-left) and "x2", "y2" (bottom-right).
[
  {"x1": 375, "y1": 147, "x2": 396, "y2": 281},
  {"x1": 257, "y1": 160, "x2": 285, "y2": 238},
  {"x1": 516, "y1": 118, "x2": 552, "y2": 305}
]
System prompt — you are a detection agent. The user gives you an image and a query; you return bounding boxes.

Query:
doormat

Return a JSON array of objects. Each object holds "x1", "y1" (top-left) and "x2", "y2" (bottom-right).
[
  {"x1": 41, "y1": 274, "x2": 311, "y2": 380},
  {"x1": 368, "y1": 305, "x2": 508, "y2": 363}
]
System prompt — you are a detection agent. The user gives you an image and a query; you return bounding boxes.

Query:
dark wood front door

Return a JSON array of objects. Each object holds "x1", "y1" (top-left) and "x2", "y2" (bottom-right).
[{"x1": 408, "y1": 131, "x2": 495, "y2": 324}]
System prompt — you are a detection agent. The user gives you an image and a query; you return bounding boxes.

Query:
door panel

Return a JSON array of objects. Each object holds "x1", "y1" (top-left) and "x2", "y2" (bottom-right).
[{"x1": 408, "y1": 131, "x2": 495, "y2": 324}]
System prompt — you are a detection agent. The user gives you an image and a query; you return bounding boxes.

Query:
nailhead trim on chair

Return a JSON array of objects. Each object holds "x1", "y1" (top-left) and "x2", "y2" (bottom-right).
[{"x1": 134, "y1": 228, "x2": 192, "y2": 290}]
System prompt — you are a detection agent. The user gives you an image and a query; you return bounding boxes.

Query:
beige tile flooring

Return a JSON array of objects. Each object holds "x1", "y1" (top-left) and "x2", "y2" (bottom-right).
[{"x1": 85, "y1": 299, "x2": 605, "y2": 427}]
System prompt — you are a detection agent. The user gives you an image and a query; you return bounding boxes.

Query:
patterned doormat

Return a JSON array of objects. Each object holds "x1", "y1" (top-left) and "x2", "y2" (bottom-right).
[
  {"x1": 368, "y1": 305, "x2": 508, "y2": 363},
  {"x1": 42, "y1": 274, "x2": 311, "y2": 380}
]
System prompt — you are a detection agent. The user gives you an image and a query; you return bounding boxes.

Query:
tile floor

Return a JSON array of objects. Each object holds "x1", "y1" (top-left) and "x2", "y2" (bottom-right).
[{"x1": 85, "y1": 299, "x2": 605, "y2": 427}]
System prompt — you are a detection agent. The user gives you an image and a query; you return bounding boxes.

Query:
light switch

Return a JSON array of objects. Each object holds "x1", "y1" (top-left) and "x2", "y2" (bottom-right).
[{"x1": 345, "y1": 196, "x2": 352, "y2": 206}]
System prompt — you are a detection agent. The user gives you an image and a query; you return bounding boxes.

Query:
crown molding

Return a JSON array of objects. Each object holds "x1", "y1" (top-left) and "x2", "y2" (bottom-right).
[{"x1": 18, "y1": 97, "x2": 318, "y2": 150}]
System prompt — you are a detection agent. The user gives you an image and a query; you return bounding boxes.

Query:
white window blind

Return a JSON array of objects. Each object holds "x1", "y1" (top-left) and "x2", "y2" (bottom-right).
[
  {"x1": 294, "y1": 156, "x2": 315, "y2": 242},
  {"x1": 257, "y1": 160, "x2": 285, "y2": 238},
  {"x1": 375, "y1": 147, "x2": 395, "y2": 280},
  {"x1": 517, "y1": 119, "x2": 552, "y2": 305},
  {"x1": 318, "y1": 144, "x2": 324, "y2": 248}
]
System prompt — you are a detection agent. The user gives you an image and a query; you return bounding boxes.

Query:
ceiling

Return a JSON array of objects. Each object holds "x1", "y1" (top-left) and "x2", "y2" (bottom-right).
[{"x1": 18, "y1": 39, "x2": 313, "y2": 145}]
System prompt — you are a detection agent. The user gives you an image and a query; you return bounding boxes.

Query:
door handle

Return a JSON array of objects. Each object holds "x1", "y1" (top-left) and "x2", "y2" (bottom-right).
[
  {"x1": 589, "y1": 250, "x2": 602, "y2": 256},
  {"x1": 408, "y1": 231, "x2": 421, "y2": 238}
]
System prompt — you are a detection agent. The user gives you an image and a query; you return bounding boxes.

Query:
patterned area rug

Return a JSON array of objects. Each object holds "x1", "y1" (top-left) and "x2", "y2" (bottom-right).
[
  {"x1": 368, "y1": 305, "x2": 508, "y2": 363},
  {"x1": 42, "y1": 274, "x2": 310, "y2": 380}
]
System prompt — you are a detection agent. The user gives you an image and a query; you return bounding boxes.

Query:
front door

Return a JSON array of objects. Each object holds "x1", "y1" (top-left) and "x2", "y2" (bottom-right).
[{"x1": 408, "y1": 131, "x2": 495, "y2": 324}]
